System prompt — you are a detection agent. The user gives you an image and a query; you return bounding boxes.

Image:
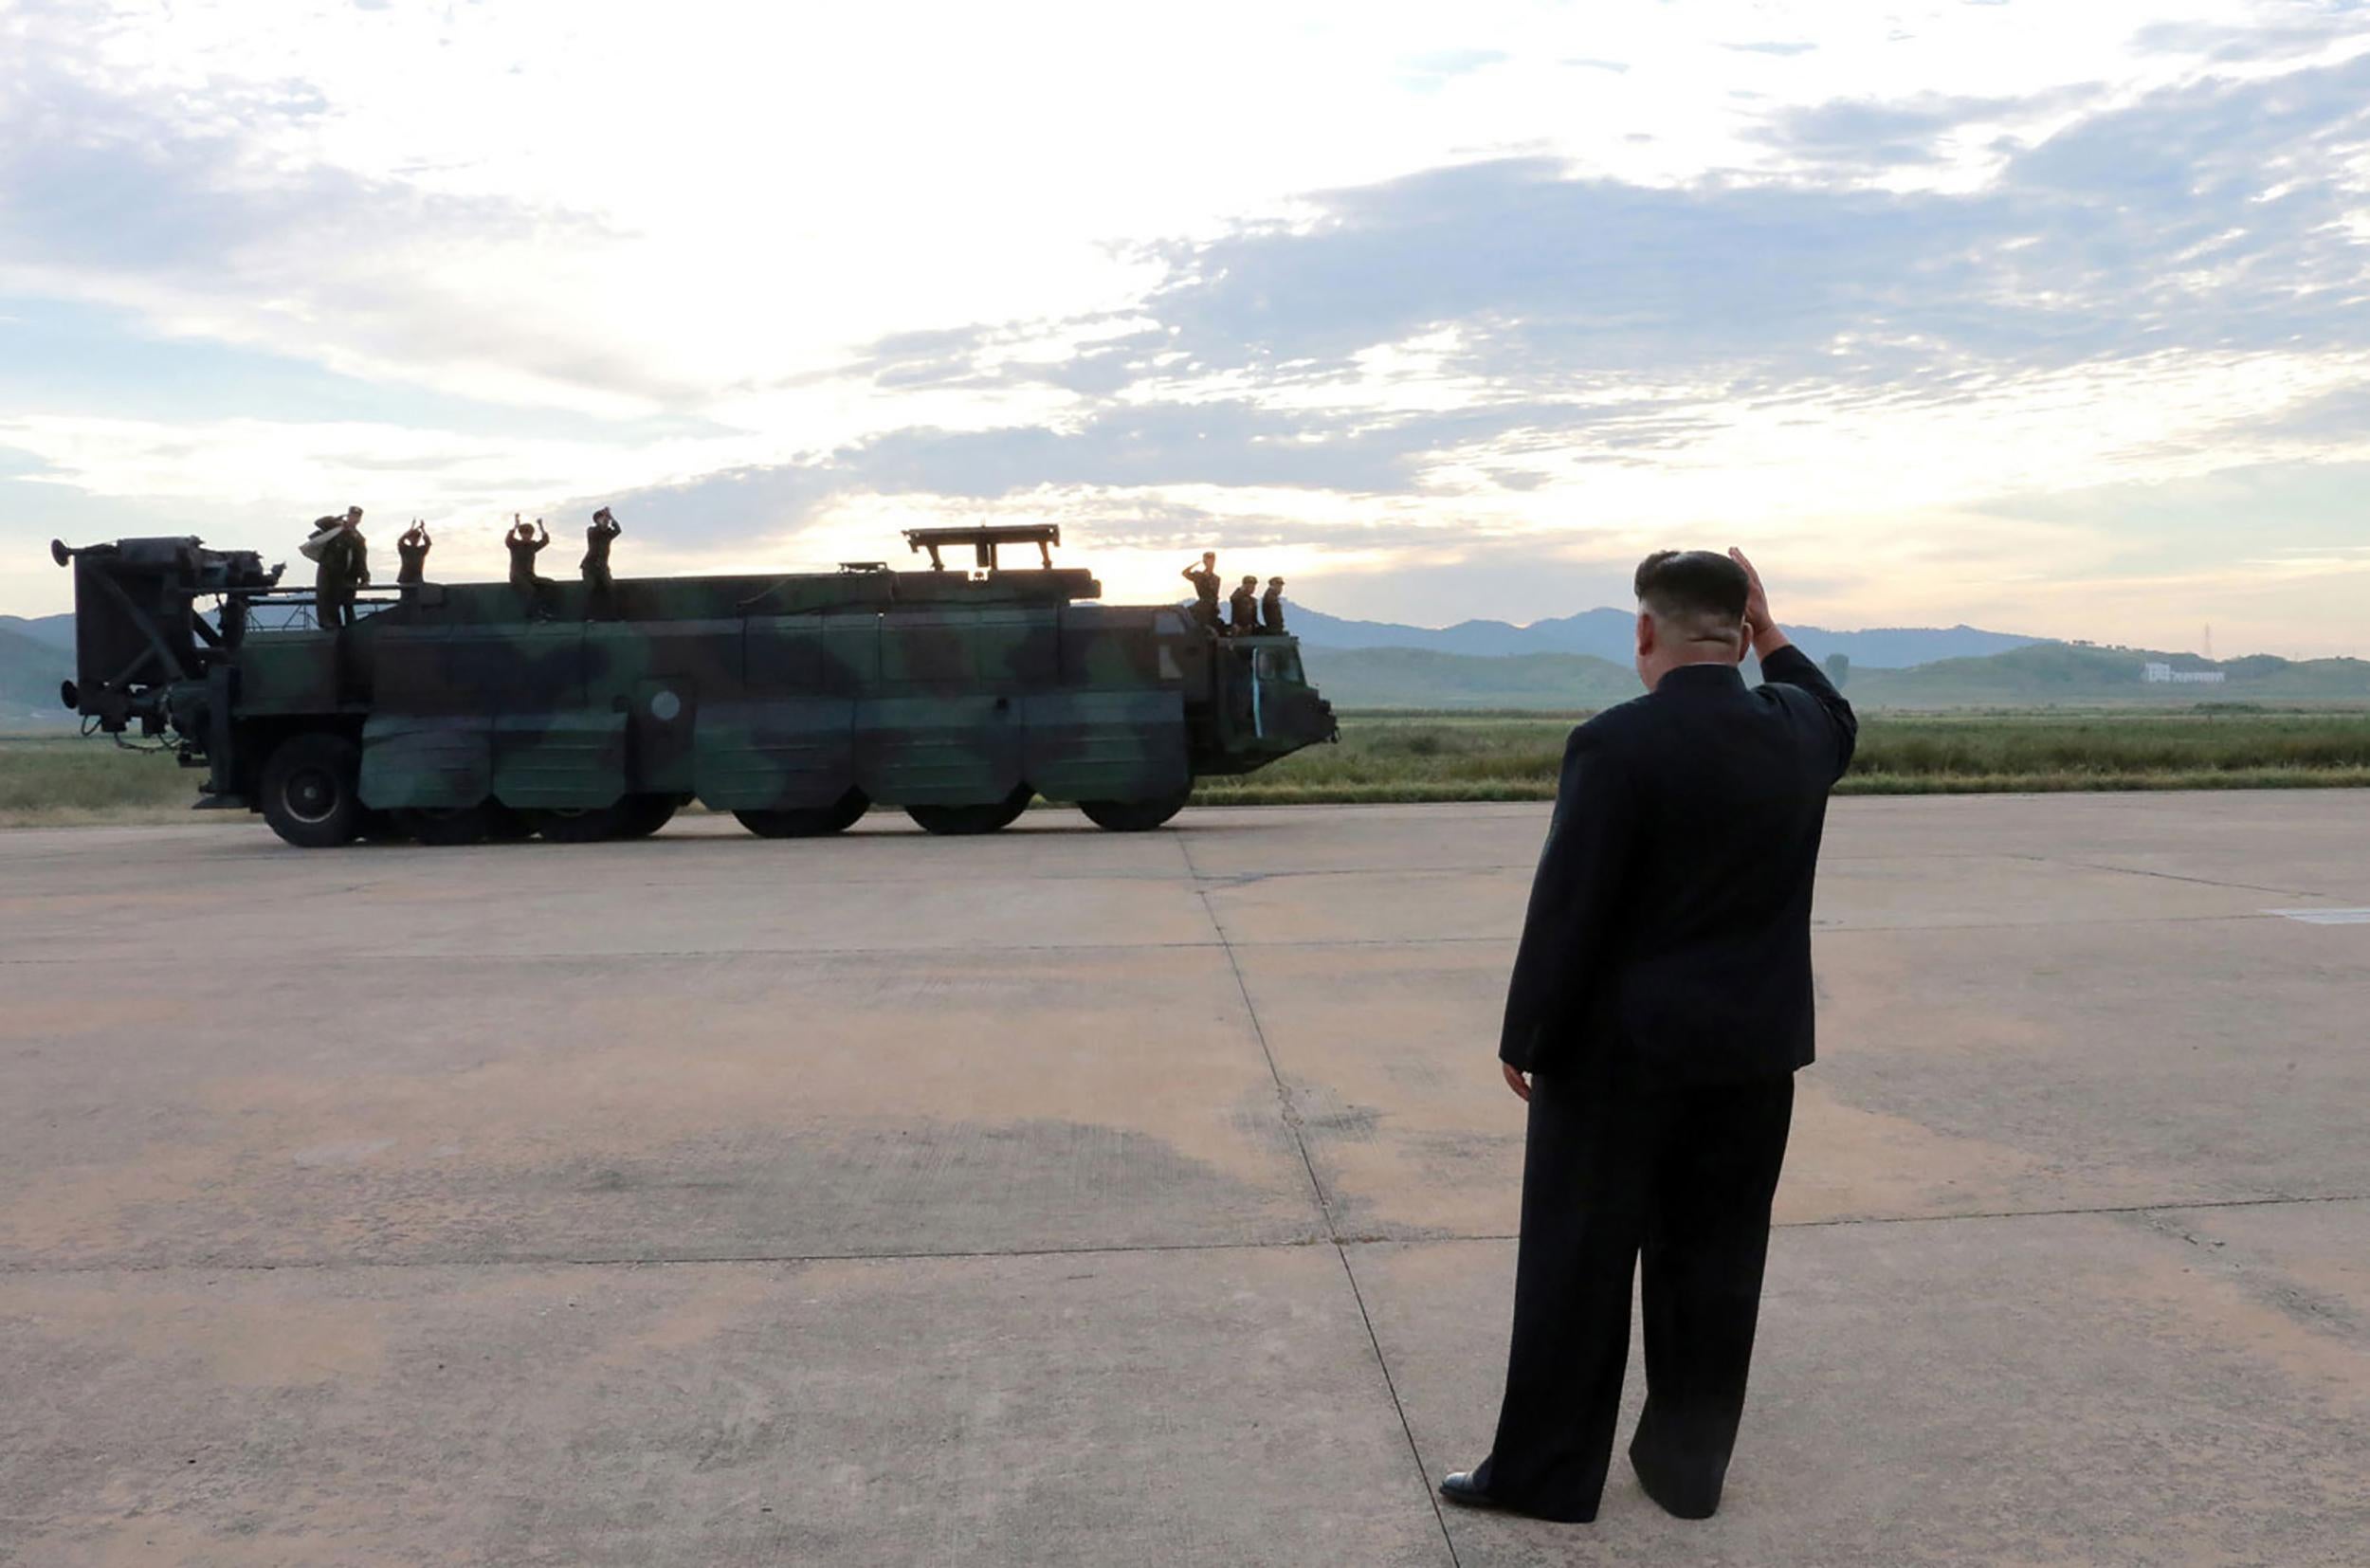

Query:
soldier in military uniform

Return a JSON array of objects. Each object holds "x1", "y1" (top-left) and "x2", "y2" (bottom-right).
[
  {"x1": 1181, "y1": 552, "x2": 1222, "y2": 632},
  {"x1": 1229, "y1": 574, "x2": 1261, "y2": 635},
  {"x1": 1261, "y1": 575, "x2": 1286, "y2": 635},
  {"x1": 506, "y1": 514, "x2": 554, "y2": 618},
  {"x1": 582, "y1": 506, "x2": 623, "y2": 617},
  {"x1": 395, "y1": 520, "x2": 431, "y2": 603},
  {"x1": 309, "y1": 506, "x2": 368, "y2": 629}
]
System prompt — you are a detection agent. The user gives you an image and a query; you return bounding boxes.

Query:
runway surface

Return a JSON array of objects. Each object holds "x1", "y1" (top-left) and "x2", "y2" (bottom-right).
[{"x1": 3, "y1": 793, "x2": 2367, "y2": 1565}]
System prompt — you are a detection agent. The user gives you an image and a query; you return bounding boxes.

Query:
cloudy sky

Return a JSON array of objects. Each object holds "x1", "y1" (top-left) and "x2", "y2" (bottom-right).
[{"x1": 3, "y1": 0, "x2": 2366, "y2": 655}]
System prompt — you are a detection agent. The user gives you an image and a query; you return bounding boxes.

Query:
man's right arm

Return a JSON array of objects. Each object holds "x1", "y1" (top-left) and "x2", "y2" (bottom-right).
[
  {"x1": 1731, "y1": 548, "x2": 1856, "y2": 780},
  {"x1": 1757, "y1": 637, "x2": 1856, "y2": 780}
]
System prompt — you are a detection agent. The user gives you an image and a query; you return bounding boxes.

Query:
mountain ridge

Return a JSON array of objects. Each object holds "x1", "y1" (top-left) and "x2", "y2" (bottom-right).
[
  {"x1": 1283, "y1": 602, "x2": 2045, "y2": 668},
  {"x1": 1299, "y1": 641, "x2": 2370, "y2": 710}
]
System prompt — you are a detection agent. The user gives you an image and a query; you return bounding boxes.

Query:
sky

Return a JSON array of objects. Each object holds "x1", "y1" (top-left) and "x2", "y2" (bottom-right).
[{"x1": 2, "y1": 0, "x2": 2366, "y2": 656}]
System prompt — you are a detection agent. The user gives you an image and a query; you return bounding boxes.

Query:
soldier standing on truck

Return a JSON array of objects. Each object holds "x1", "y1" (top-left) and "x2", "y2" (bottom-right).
[
  {"x1": 307, "y1": 506, "x2": 368, "y2": 629},
  {"x1": 1182, "y1": 552, "x2": 1222, "y2": 632},
  {"x1": 395, "y1": 520, "x2": 431, "y2": 603},
  {"x1": 582, "y1": 506, "x2": 622, "y2": 618},
  {"x1": 1230, "y1": 574, "x2": 1260, "y2": 635},
  {"x1": 507, "y1": 514, "x2": 553, "y2": 618},
  {"x1": 1261, "y1": 575, "x2": 1286, "y2": 635}
]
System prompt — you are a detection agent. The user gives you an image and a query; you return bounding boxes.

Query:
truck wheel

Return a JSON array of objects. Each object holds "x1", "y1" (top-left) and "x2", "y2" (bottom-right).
[
  {"x1": 261, "y1": 733, "x2": 363, "y2": 848},
  {"x1": 736, "y1": 787, "x2": 867, "y2": 839},
  {"x1": 1080, "y1": 789, "x2": 1192, "y2": 832},
  {"x1": 615, "y1": 793, "x2": 681, "y2": 839},
  {"x1": 397, "y1": 804, "x2": 495, "y2": 847},
  {"x1": 906, "y1": 785, "x2": 1031, "y2": 836}
]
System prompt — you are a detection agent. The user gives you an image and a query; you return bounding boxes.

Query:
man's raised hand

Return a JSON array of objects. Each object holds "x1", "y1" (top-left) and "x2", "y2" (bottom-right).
[{"x1": 1728, "y1": 547, "x2": 1772, "y2": 636}]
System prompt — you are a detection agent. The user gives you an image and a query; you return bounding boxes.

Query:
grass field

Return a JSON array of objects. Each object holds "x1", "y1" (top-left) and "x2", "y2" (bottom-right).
[
  {"x1": 1190, "y1": 707, "x2": 2370, "y2": 804},
  {"x1": 0, "y1": 734, "x2": 211, "y2": 826},
  {"x1": 8, "y1": 707, "x2": 2370, "y2": 827}
]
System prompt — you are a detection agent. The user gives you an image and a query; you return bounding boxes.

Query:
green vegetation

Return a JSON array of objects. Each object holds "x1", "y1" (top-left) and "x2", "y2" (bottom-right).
[
  {"x1": 0, "y1": 735, "x2": 208, "y2": 826},
  {"x1": 1192, "y1": 707, "x2": 2370, "y2": 805}
]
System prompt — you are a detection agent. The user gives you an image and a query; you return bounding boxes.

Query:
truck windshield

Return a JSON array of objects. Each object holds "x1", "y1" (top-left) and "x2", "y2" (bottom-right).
[{"x1": 1252, "y1": 647, "x2": 1304, "y2": 685}]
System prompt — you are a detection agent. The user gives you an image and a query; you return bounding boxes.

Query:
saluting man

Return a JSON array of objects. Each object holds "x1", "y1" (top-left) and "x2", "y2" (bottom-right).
[
  {"x1": 1442, "y1": 548, "x2": 1856, "y2": 1526},
  {"x1": 506, "y1": 514, "x2": 553, "y2": 618},
  {"x1": 1181, "y1": 551, "x2": 1222, "y2": 632},
  {"x1": 582, "y1": 506, "x2": 623, "y2": 618},
  {"x1": 395, "y1": 520, "x2": 431, "y2": 599}
]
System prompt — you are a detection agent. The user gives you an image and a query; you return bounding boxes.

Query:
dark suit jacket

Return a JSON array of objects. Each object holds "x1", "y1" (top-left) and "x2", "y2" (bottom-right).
[{"x1": 1499, "y1": 645, "x2": 1856, "y2": 1085}]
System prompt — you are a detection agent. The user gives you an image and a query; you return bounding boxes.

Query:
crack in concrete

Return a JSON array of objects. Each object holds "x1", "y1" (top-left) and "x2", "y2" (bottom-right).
[
  {"x1": 1176, "y1": 828, "x2": 1466, "y2": 1568},
  {"x1": 4, "y1": 1194, "x2": 2362, "y2": 1281}
]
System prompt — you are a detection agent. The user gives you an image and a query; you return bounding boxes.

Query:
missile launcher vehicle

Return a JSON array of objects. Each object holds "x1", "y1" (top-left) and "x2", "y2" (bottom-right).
[{"x1": 51, "y1": 524, "x2": 1335, "y2": 847}]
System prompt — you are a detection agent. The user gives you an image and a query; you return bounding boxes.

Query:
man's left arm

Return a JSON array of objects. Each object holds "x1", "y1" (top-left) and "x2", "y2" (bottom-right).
[{"x1": 1499, "y1": 726, "x2": 1637, "y2": 1079}]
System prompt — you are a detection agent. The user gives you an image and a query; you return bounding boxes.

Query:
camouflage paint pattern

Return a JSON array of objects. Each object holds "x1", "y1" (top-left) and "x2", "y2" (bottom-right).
[{"x1": 53, "y1": 538, "x2": 1337, "y2": 826}]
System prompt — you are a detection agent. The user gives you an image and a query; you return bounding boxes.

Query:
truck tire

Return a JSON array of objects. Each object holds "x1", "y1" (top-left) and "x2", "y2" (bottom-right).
[
  {"x1": 1080, "y1": 789, "x2": 1191, "y2": 832},
  {"x1": 616, "y1": 793, "x2": 681, "y2": 839},
  {"x1": 736, "y1": 787, "x2": 867, "y2": 839},
  {"x1": 906, "y1": 785, "x2": 1031, "y2": 836},
  {"x1": 261, "y1": 732, "x2": 363, "y2": 848}
]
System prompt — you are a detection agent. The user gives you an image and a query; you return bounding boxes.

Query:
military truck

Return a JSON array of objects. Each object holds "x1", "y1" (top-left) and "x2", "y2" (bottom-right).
[{"x1": 51, "y1": 524, "x2": 1335, "y2": 848}]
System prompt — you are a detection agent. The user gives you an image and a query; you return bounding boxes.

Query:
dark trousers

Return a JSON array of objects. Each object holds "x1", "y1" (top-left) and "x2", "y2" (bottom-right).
[
  {"x1": 316, "y1": 588, "x2": 354, "y2": 629},
  {"x1": 1479, "y1": 1066, "x2": 1794, "y2": 1522}
]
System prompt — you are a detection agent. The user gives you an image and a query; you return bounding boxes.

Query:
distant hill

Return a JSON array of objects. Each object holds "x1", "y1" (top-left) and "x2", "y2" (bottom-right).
[
  {"x1": 1851, "y1": 644, "x2": 2370, "y2": 706},
  {"x1": 0, "y1": 613, "x2": 74, "y2": 651},
  {"x1": 1286, "y1": 603, "x2": 2044, "y2": 669},
  {"x1": 0, "y1": 623, "x2": 73, "y2": 726},
  {"x1": 1301, "y1": 642, "x2": 2370, "y2": 710},
  {"x1": 1297, "y1": 647, "x2": 1645, "y2": 710}
]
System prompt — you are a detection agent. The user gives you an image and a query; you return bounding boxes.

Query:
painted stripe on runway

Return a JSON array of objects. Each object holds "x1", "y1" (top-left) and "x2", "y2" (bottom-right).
[{"x1": 2264, "y1": 908, "x2": 2370, "y2": 924}]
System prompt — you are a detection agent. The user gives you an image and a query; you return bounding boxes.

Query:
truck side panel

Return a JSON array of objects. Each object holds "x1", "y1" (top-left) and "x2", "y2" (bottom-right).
[
  {"x1": 1022, "y1": 690, "x2": 1189, "y2": 801},
  {"x1": 693, "y1": 697, "x2": 855, "y2": 810},
  {"x1": 358, "y1": 713, "x2": 493, "y2": 808}
]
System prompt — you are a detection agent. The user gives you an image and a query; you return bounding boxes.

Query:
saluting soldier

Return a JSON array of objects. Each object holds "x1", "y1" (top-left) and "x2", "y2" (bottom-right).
[
  {"x1": 309, "y1": 506, "x2": 368, "y2": 629},
  {"x1": 506, "y1": 514, "x2": 554, "y2": 618},
  {"x1": 1229, "y1": 574, "x2": 1260, "y2": 636},
  {"x1": 395, "y1": 520, "x2": 431, "y2": 601},
  {"x1": 1181, "y1": 551, "x2": 1222, "y2": 632},
  {"x1": 1261, "y1": 575, "x2": 1287, "y2": 635},
  {"x1": 582, "y1": 506, "x2": 623, "y2": 618}
]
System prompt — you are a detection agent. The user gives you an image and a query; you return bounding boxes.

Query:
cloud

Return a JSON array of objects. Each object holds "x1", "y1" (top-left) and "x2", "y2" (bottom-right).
[
  {"x1": 548, "y1": 46, "x2": 2370, "y2": 571},
  {"x1": 2131, "y1": 10, "x2": 2370, "y2": 64},
  {"x1": 0, "y1": 20, "x2": 664, "y2": 413}
]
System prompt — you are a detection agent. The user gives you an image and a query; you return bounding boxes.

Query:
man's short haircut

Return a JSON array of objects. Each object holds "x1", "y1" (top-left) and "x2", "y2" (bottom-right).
[{"x1": 1634, "y1": 550, "x2": 1749, "y2": 642}]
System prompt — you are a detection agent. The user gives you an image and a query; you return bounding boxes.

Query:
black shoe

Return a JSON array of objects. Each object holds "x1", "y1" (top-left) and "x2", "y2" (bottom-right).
[
  {"x1": 1440, "y1": 1467, "x2": 1598, "y2": 1524},
  {"x1": 1438, "y1": 1470, "x2": 1503, "y2": 1510}
]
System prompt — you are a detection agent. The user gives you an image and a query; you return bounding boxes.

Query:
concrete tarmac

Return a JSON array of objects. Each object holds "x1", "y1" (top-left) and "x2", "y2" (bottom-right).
[{"x1": 2, "y1": 792, "x2": 2366, "y2": 1565}]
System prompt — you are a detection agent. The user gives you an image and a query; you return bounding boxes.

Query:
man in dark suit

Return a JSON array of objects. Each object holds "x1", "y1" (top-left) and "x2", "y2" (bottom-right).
[{"x1": 1440, "y1": 547, "x2": 1856, "y2": 1525}]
